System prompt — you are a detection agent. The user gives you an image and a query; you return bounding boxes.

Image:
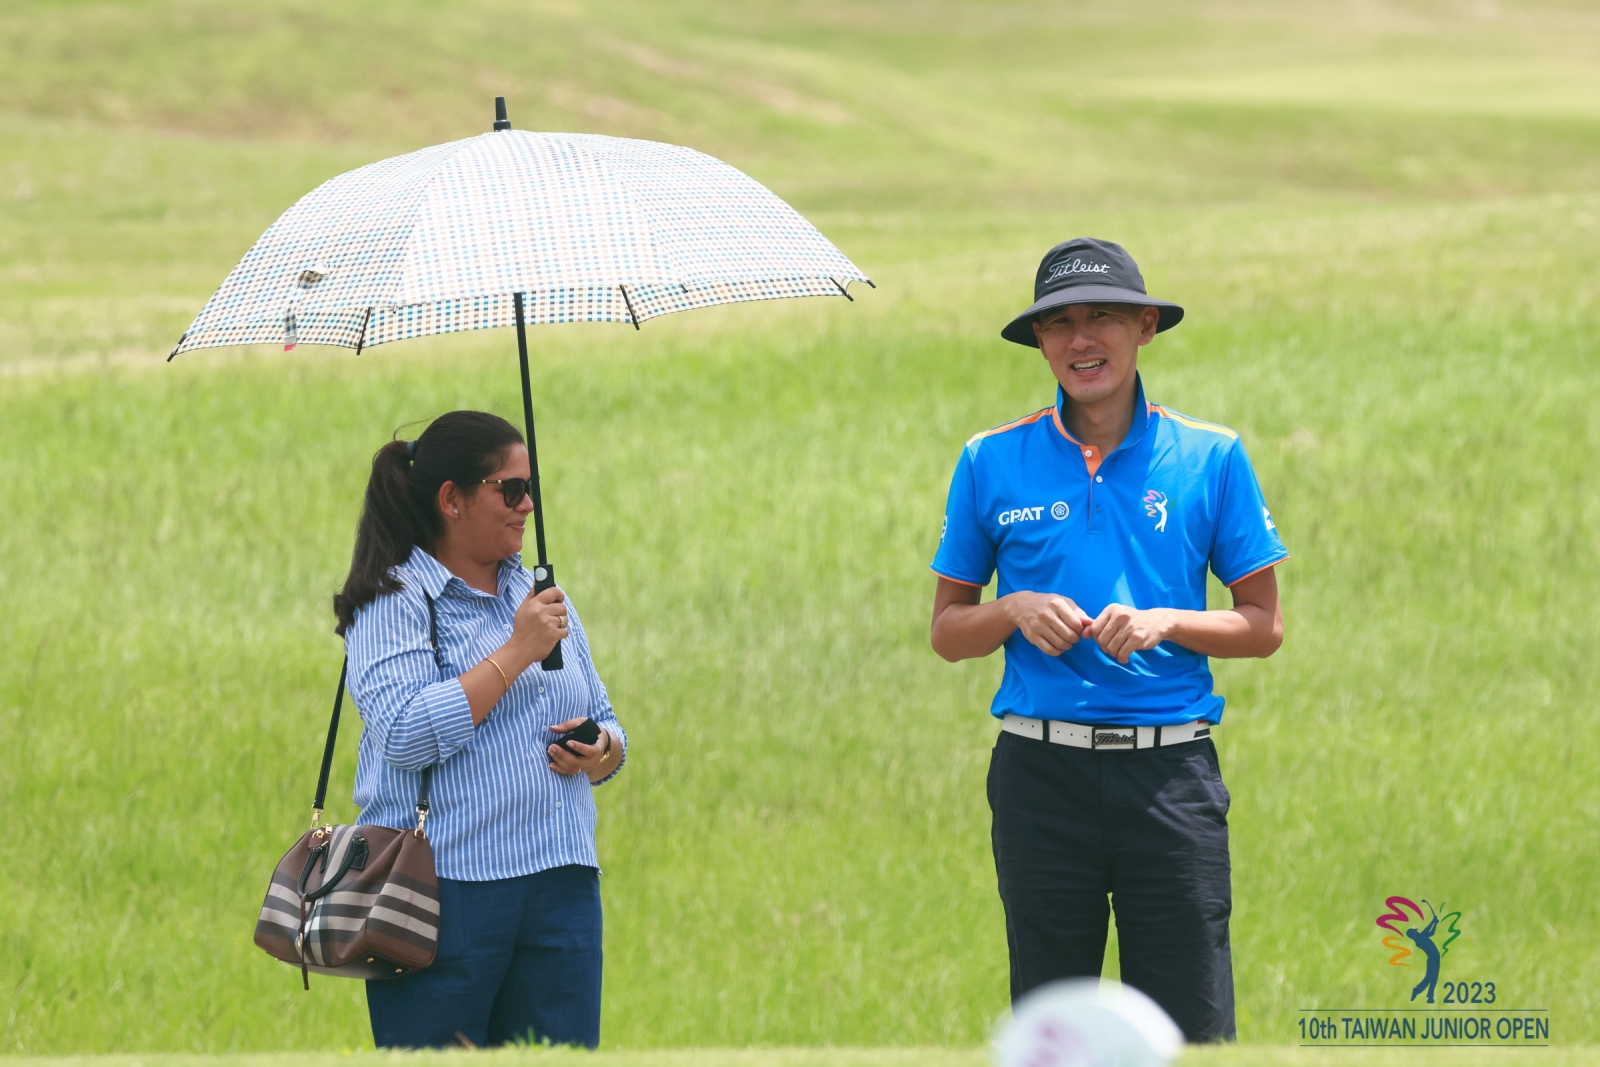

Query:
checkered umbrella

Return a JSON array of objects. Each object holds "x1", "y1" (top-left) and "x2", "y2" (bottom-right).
[{"x1": 170, "y1": 98, "x2": 871, "y2": 669}]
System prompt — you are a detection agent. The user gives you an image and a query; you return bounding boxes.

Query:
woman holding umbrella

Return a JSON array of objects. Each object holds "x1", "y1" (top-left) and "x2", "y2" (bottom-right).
[{"x1": 333, "y1": 409, "x2": 626, "y2": 1050}]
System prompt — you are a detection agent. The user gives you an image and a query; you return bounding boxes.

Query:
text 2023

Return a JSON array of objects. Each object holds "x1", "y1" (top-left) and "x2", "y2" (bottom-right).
[{"x1": 1442, "y1": 981, "x2": 1496, "y2": 1004}]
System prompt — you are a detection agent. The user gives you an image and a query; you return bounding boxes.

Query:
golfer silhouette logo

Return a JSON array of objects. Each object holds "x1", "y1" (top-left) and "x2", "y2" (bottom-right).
[
  {"x1": 1143, "y1": 490, "x2": 1168, "y2": 532},
  {"x1": 1376, "y1": 896, "x2": 1462, "y2": 1003}
]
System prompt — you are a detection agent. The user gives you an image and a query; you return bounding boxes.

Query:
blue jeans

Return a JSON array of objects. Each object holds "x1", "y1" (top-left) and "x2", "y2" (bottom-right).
[{"x1": 366, "y1": 864, "x2": 602, "y2": 1048}]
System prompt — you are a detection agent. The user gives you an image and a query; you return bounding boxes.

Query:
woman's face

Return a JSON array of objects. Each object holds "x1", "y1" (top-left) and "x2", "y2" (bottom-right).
[{"x1": 442, "y1": 444, "x2": 535, "y2": 563}]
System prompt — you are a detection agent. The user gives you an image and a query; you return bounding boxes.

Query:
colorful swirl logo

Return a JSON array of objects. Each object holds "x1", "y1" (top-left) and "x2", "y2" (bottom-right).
[
  {"x1": 1376, "y1": 896, "x2": 1462, "y2": 1003},
  {"x1": 1143, "y1": 489, "x2": 1168, "y2": 532}
]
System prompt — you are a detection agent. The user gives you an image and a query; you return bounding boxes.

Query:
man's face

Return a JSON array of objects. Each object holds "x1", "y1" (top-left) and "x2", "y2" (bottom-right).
[{"x1": 1032, "y1": 303, "x2": 1159, "y2": 406}]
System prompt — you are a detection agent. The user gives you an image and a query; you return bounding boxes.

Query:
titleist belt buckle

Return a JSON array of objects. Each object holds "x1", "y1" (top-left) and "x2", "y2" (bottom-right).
[{"x1": 1091, "y1": 727, "x2": 1137, "y2": 750}]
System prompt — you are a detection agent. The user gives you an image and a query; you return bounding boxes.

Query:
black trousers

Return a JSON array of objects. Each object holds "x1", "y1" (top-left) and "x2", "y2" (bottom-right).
[{"x1": 987, "y1": 729, "x2": 1236, "y2": 1042}]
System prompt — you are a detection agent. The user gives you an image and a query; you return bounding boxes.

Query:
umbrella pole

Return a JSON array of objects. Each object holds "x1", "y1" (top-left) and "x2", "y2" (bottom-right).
[{"x1": 514, "y1": 291, "x2": 564, "y2": 671}]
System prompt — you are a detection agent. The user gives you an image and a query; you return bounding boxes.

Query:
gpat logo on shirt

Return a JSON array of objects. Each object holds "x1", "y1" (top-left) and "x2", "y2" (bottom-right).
[{"x1": 998, "y1": 506, "x2": 1044, "y2": 526}]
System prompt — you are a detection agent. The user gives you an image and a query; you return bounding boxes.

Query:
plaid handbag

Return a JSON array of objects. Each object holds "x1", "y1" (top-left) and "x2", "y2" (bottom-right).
[{"x1": 254, "y1": 594, "x2": 447, "y2": 988}]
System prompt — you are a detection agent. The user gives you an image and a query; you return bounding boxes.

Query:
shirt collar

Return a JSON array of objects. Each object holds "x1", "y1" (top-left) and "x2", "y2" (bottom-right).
[
  {"x1": 400, "y1": 545, "x2": 456, "y2": 600},
  {"x1": 1052, "y1": 372, "x2": 1153, "y2": 455},
  {"x1": 499, "y1": 552, "x2": 525, "y2": 598},
  {"x1": 402, "y1": 546, "x2": 524, "y2": 600}
]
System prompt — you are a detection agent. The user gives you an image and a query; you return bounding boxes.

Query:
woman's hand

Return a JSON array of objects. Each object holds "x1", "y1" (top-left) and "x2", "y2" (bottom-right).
[
  {"x1": 547, "y1": 718, "x2": 619, "y2": 783},
  {"x1": 509, "y1": 586, "x2": 568, "y2": 667}
]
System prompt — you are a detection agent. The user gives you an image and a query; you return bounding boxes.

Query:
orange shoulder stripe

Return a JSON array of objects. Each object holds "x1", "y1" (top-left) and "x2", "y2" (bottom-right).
[
  {"x1": 1149, "y1": 404, "x2": 1239, "y2": 440},
  {"x1": 966, "y1": 407, "x2": 1054, "y2": 448}
]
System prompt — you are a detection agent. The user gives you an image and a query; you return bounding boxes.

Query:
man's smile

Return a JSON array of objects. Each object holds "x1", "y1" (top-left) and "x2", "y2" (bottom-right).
[{"x1": 1070, "y1": 357, "x2": 1107, "y2": 372}]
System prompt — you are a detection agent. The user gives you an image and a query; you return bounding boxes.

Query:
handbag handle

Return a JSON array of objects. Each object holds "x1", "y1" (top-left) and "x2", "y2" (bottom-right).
[{"x1": 311, "y1": 592, "x2": 444, "y2": 831}]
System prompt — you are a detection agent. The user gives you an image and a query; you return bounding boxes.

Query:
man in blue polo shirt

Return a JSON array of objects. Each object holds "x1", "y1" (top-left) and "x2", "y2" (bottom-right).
[{"x1": 929, "y1": 238, "x2": 1287, "y2": 1042}]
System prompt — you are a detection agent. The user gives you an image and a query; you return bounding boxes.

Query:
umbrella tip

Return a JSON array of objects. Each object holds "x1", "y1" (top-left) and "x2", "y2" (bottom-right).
[{"x1": 493, "y1": 96, "x2": 511, "y2": 131}]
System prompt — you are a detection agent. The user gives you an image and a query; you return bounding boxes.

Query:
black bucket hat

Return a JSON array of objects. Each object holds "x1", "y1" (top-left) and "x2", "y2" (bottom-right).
[{"x1": 1001, "y1": 238, "x2": 1183, "y2": 347}]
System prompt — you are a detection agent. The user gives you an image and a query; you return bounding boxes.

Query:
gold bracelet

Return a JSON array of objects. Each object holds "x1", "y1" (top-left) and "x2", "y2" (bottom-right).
[
  {"x1": 484, "y1": 656, "x2": 511, "y2": 695},
  {"x1": 600, "y1": 731, "x2": 614, "y2": 762}
]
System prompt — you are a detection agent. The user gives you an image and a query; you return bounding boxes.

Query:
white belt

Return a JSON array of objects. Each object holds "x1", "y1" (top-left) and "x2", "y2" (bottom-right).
[{"x1": 1001, "y1": 713, "x2": 1213, "y2": 751}]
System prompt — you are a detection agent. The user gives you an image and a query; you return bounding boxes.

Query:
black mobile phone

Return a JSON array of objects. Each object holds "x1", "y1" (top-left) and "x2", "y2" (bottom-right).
[{"x1": 552, "y1": 717, "x2": 601, "y2": 756}]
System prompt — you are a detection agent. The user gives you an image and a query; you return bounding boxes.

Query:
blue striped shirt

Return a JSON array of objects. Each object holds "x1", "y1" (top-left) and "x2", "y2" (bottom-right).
[{"x1": 344, "y1": 547, "x2": 627, "y2": 881}]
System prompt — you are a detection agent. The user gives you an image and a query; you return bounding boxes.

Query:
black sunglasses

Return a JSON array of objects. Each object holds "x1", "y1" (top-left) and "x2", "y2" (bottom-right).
[{"x1": 469, "y1": 478, "x2": 533, "y2": 508}]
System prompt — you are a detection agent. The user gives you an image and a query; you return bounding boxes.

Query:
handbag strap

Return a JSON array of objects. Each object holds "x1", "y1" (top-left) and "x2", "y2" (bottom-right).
[
  {"x1": 309, "y1": 659, "x2": 348, "y2": 823},
  {"x1": 310, "y1": 590, "x2": 446, "y2": 831}
]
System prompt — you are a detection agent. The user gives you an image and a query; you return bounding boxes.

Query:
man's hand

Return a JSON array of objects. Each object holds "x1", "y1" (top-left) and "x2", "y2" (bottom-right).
[
  {"x1": 547, "y1": 718, "x2": 618, "y2": 784},
  {"x1": 1085, "y1": 604, "x2": 1175, "y2": 664},
  {"x1": 1006, "y1": 591, "x2": 1094, "y2": 656}
]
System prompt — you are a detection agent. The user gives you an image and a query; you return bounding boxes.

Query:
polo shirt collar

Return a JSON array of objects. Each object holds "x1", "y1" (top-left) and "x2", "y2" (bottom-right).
[{"x1": 1052, "y1": 372, "x2": 1153, "y2": 459}]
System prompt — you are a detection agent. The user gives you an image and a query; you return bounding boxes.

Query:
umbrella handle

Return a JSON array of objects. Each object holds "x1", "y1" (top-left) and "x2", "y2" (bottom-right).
[{"x1": 533, "y1": 563, "x2": 565, "y2": 671}]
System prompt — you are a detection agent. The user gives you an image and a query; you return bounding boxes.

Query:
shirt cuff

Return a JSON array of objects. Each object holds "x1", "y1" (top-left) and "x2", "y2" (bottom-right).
[
  {"x1": 1221, "y1": 552, "x2": 1290, "y2": 587},
  {"x1": 930, "y1": 565, "x2": 987, "y2": 588},
  {"x1": 419, "y1": 679, "x2": 476, "y2": 761},
  {"x1": 591, "y1": 727, "x2": 627, "y2": 786}
]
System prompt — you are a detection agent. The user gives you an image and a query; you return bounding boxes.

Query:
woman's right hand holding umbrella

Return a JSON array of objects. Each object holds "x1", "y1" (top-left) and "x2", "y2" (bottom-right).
[
  {"x1": 460, "y1": 586, "x2": 567, "y2": 724},
  {"x1": 511, "y1": 585, "x2": 569, "y2": 661}
]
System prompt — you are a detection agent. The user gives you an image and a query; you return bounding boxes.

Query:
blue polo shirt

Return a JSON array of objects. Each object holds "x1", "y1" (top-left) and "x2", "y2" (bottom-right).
[{"x1": 931, "y1": 376, "x2": 1287, "y2": 726}]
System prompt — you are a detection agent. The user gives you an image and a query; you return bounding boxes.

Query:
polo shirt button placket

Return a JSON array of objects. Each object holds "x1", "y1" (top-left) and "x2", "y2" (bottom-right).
[{"x1": 1084, "y1": 448, "x2": 1099, "y2": 532}]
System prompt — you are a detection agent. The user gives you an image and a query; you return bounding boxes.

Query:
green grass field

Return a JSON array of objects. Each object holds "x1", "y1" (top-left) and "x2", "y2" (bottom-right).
[{"x1": 2, "y1": 0, "x2": 1599, "y2": 1059}]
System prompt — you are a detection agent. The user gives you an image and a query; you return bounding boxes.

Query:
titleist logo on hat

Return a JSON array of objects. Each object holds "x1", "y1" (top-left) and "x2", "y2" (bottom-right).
[
  {"x1": 1046, "y1": 257, "x2": 1112, "y2": 281},
  {"x1": 1039, "y1": 240, "x2": 1146, "y2": 295}
]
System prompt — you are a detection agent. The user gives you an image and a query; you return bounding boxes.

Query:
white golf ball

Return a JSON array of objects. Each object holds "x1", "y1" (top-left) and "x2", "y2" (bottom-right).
[{"x1": 994, "y1": 979, "x2": 1184, "y2": 1067}]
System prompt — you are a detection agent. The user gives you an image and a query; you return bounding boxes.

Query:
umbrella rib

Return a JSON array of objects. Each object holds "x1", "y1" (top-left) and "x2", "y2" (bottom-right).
[
  {"x1": 830, "y1": 277, "x2": 854, "y2": 302},
  {"x1": 619, "y1": 285, "x2": 641, "y2": 330},
  {"x1": 354, "y1": 307, "x2": 373, "y2": 354}
]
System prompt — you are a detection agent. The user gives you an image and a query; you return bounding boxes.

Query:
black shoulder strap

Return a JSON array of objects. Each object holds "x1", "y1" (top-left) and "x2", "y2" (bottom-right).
[
  {"x1": 311, "y1": 592, "x2": 446, "y2": 828},
  {"x1": 415, "y1": 593, "x2": 445, "y2": 821},
  {"x1": 310, "y1": 658, "x2": 348, "y2": 820}
]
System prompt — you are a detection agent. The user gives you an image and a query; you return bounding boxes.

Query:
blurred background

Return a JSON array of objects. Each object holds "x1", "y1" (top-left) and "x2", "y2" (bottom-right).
[{"x1": 1, "y1": 0, "x2": 1597, "y2": 1053}]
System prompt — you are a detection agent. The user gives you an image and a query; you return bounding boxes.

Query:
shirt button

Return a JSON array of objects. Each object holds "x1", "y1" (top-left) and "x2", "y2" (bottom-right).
[
  {"x1": 1095, "y1": 475, "x2": 1103, "y2": 483},
  {"x1": 1083, "y1": 449, "x2": 1093, "y2": 457},
  {"x1": 538, "y1": 686, "x2": 546, "y2": 694}
]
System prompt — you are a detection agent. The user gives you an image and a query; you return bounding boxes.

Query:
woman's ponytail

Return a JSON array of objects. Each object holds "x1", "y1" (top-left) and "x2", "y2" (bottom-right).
[{"x1": 333, "y1": 410, "x2": 524, "y2": 635}]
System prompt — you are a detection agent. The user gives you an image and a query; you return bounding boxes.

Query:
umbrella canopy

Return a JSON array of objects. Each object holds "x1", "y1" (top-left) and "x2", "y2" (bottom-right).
[
  {"x1": 170, "y1": 125, "x2": 871, "y2": 356},
  {"x1": 169, "y1": 101, "x2": 871, "y2": 669}
]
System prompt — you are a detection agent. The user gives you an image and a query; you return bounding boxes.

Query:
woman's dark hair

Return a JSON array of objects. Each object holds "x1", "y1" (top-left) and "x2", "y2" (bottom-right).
[{"x1": 333, "y1": 410, "x2": 524, "y2": 635}]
